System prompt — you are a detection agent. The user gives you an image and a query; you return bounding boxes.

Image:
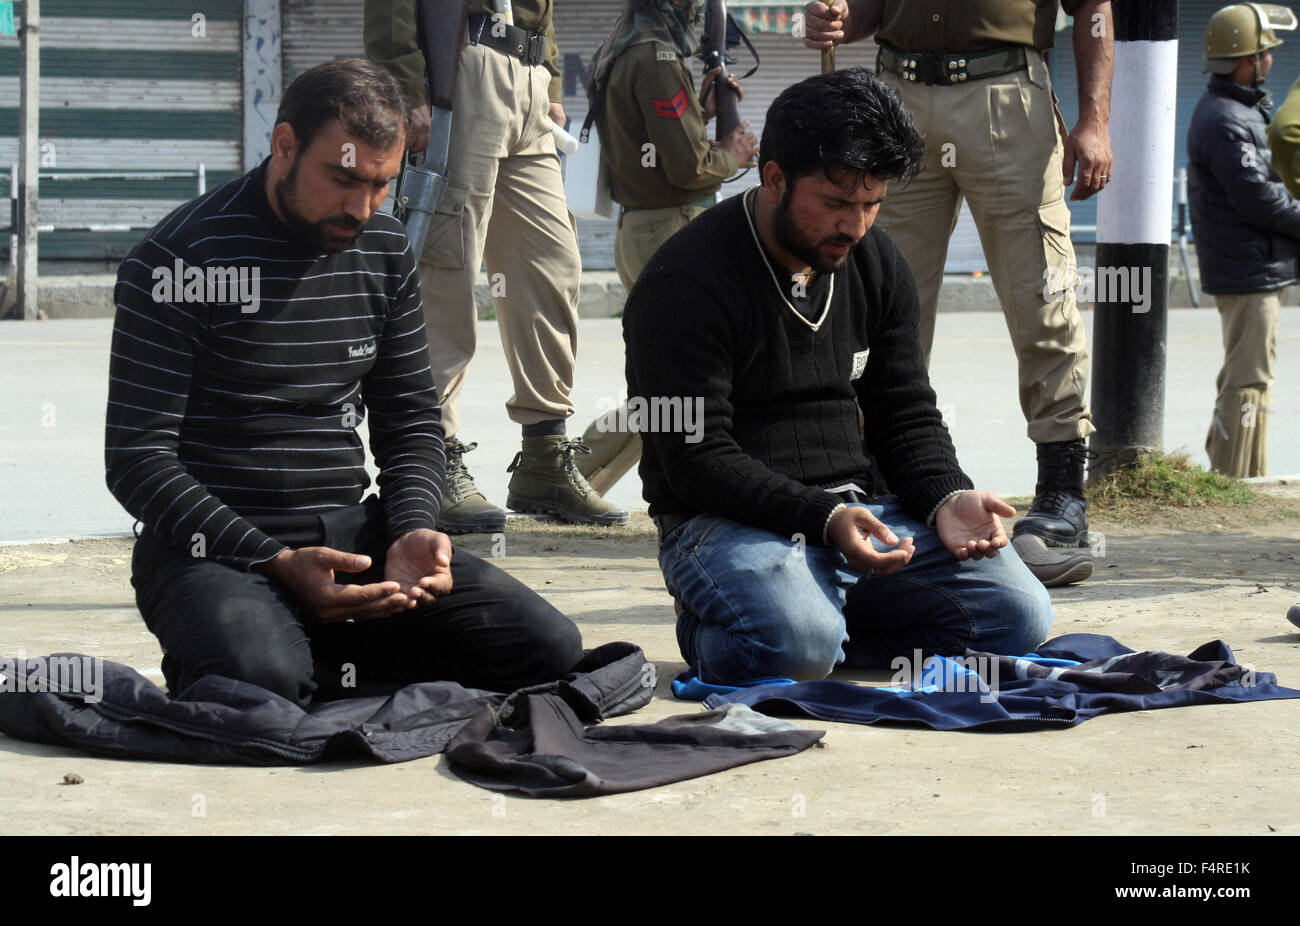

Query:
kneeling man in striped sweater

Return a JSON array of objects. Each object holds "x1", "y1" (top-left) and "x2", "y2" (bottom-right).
[{"x1": 105, "y1": 60, "x2": 582, "y2": 706}]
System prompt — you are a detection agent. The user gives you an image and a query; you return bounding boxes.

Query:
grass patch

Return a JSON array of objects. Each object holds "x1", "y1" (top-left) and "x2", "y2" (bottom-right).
[
  {"x1": 1082, "y1": 451, "x2": 1299, "y2": 529},
  {"x1": 1087, "y1": 452, "x2": 1255, "y2": 512},
  {"x1": 1005, "y1": 452, "x2": 1299, "y2": 530}
]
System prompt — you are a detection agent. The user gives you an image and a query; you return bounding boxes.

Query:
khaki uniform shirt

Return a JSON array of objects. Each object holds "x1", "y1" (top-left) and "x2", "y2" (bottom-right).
[
  {"x1": 599, "y1": 42, "x2": 739, "y2": 208},
  {"x1": 1269, "y1": 74, "x2": 1300, "y2": 198},
  {"x1": 877, "y1": 0, "x2": 1082, "y2": 53},
  {"x1": 365, "y1": 0, "x2": 563, "y2": 105}
]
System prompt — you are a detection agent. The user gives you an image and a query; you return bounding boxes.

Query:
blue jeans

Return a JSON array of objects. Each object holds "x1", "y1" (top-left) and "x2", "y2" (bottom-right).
[{"x1": 658, "y1": 497, "x2": 1055, "y2": 684}]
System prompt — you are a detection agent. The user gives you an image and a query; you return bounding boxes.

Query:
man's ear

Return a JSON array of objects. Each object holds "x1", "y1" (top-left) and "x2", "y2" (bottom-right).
[
  {"x1": 761, "y1": 160, "x2": 787, "y2": 205},
  {"x1": 270, "y1": 122, "x2": 300, "y2": 164}
]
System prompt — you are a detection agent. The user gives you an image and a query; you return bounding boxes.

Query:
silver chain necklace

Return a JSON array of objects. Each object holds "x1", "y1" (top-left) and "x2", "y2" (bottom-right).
[{"x1": 742, "y1": 187, "x2": 834, "y2": 332}]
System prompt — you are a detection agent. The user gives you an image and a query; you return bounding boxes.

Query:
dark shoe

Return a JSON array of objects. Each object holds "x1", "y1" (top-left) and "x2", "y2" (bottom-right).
[
  {"x1": 1011, "y1": 534, "x2": 1094, "y2": 588},
  {"x1": 1012, "y1": 438, "x2": 1093, "y2": 586},
  {"x1": 506, "y1": 436, "x2": 631, "y2": 527},
  {"x1": 1288, "y1": 603, "x2": 1300, "y2": 629},
  {"x1": 576, "y1": 409, "x2": 642, "y2": 496},
  {"x1": 1014, "y1": 439, "x2": 1090, "y2": 546},
  {"x1": 437, "y1": 437, "x2": 507, "y2": 534}
]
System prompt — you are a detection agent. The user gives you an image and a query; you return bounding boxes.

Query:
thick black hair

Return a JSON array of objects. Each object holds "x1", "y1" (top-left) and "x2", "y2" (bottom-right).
[
  {"x1": 274, "y1": 58, "x2": 410, "y2": 154},
  {"x1": 758, "y1": 67, "x2": 925, "y2": 187}
]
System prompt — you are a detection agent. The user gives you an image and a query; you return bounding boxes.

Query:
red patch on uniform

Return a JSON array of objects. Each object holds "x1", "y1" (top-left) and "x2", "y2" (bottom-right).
[{"x1": 650, "y1": 88, "x2": 689, "y2": 119}]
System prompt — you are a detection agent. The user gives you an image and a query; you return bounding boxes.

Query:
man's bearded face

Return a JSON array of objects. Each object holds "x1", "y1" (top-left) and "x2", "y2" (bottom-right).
[
  {"x1": 771, "y1": 170, "x2": 887, "y2": 274},
  {"x1": 271, "y1": 119, "x2": 406, "y2": 254},
  {"x1": 275, "y1": 156, "x2": 365, "y2": 253}
]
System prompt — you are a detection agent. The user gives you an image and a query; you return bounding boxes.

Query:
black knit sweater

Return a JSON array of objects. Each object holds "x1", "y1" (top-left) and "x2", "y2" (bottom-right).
[{"x1": 623, "y1": 191, "x2": 972, "y2": 545}]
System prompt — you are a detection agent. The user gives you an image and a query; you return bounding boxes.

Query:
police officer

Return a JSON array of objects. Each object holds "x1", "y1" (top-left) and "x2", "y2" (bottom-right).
[
  {"x1": 366, "y1": 0, "x2": 629, "y2": 532},
  {"x1": 1268, "y1": 69, "x2": 1300, "y2": 197},
  {"x1": 804, "y1": 0, "x2": 1113, "y2": 588},
  {"x1": 575, "y1": 0, "x2": 758, "y2": 494},
  {"x1": 1190, "y1": 3, "x2": 1299, "y2": 477}
]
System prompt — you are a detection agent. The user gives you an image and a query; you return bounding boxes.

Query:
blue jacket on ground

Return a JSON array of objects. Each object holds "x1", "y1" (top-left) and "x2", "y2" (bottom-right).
[{"x1": 685, "y1": 634, "x2": 1300, "y2": 731}]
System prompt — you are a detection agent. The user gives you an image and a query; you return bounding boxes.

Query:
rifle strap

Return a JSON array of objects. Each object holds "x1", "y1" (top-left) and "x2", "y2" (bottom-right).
[{"x1": 580, "y1": 82, "x2": 608, "y2": 144}]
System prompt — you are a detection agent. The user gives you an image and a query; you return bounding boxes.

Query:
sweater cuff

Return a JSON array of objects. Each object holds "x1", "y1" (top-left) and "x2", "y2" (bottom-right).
[
  {"x1": 216, "y1": 534, "x2": 288, "y2": 573},
  {"x1": 797, "y1": 492, "x2": 847, "y2": 548},
  {"x1": 822, "y1": 503, "x2": 847, "y2": 544},
  {"x1": 908, "y1": 473, "x2": 976, "y2": 523},
  {"x1": 926, "y1": 489, "x2": 969, "y2": 527}
]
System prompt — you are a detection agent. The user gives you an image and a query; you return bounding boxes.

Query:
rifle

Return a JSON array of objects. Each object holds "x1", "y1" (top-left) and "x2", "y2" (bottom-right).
[
  {"x1": 393, "y1": 0, "x2": 470, "y2": 253},
  {"x1": 700, "y1": 0, "x2": 742, "y2": 141}
]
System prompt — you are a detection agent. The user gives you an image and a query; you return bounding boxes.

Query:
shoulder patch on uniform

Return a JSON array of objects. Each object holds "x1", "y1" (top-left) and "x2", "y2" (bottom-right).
[
  {"x1": 656, "y1": 49, "x2": 677, "y2": 61},
  {"x1": 651, "y1": 88, "x2": 689, "y2": 119}
]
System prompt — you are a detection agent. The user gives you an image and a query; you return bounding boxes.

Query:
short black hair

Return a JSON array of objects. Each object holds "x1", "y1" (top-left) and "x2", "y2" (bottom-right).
[
  {"x1": 758, "y1": 68, "x2": 925, "y2": 188},
  {"x1": 275, "y1": 58, "x2": 410, "y2": 154}
]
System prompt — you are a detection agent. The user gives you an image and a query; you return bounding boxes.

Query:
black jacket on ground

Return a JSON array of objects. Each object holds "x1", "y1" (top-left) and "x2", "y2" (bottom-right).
[
  {"x1": 1187, "y1": 75, "x2": 1300, "y2": 295},
  {"x1": 0, "y1": 644, "x2": 824, "y2": 797}
]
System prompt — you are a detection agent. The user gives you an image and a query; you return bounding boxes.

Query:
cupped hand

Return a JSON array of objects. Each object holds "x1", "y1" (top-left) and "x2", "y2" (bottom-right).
[{"x1": 935, "y1": 490, "x2": 1014, "y2": 561}]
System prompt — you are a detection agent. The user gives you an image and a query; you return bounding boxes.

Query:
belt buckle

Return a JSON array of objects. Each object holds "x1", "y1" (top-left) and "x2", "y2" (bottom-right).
[
  {"x1": 468, "y1": 12, "x2": 487, "y2": 46},
  {"x1": 898, "y1": 51, "x2": 941, "y2": 85},
  {"x1": 943, "y1": 53, "x2": 970, "y2": 84},
  {"x1": 525, "y1": 32, "x2": 544, "y2": 65}
]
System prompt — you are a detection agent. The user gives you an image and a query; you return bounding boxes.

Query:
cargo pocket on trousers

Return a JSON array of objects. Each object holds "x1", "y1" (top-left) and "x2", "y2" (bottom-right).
[
  {"x1": 1037, "y1": 198, "x2": 1077, "y2": 303},
  {"x1": 421, "y1": 183, "x2": 471, "y2": 270}
]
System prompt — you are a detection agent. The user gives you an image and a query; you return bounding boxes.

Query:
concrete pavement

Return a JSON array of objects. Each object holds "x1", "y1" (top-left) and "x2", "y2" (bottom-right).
[
  {"x1": 3, "y1": 306, "x2": 1300, "y2": 836},
  {"x1": 2, "y1": 308, "x2": 1298, "y2": 542}
]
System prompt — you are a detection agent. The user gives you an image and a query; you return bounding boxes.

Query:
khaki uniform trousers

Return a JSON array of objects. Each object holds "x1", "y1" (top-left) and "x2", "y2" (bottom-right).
[
  {"x1": 417, "y1": 43, "x2": 582, "y2": 438},
  {"x1": 1206, "y1": 290, "x2": 1279, "y2": 477},
  {"x1": 614, "y1": 201, "x2": 712, "y2": 290},
  {"x1": 876, "y1": 51, "x2": 1093, "y2": 445},
  {"x1": 588, "y1": 201, "x2": 711, "y2": 476}
]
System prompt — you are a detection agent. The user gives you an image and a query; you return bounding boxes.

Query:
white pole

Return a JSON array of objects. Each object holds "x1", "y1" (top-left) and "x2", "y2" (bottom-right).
[
  {"x1": 17, "y1": 0, "x2": 40, "y2": 320},
  {"x1": 8, "y1": 163, "x2": 17, "y2": 276}
]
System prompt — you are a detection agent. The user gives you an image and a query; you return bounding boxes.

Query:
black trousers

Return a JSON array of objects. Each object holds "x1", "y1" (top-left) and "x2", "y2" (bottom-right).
[{"x1": 130, "y1": 498, "x2": 584, "y2": 706}]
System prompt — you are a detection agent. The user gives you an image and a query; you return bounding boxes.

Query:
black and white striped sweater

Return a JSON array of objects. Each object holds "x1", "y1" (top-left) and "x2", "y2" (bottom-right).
[{"x1": 105, "y1": 160, "x2": 444, "y2": 570}]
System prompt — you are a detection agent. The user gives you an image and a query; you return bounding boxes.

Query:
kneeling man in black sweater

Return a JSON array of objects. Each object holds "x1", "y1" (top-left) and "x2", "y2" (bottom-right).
[{"x1": 625, "y1": 68, "x2": 1054, "y2": 684}]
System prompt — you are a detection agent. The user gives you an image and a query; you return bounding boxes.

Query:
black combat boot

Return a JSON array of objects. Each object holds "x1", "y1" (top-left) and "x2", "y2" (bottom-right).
[{"x1": 1011, "y1": 439, "x2": 1093, "y2": 587}]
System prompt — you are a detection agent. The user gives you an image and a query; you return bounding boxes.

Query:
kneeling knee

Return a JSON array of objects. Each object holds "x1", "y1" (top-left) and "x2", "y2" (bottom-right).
[
  {"x1": 988, "y1": 581, "x2": 1055, "y2": 656},
  {"x1": 697, "y1": 616, "x2": 844, "y2": 684},
  {"x1": 222, "y1": 650, "x2": 315, "y2": 704}
]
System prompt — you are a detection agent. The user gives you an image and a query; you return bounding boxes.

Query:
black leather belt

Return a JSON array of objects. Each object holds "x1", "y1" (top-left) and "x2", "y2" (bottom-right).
[
  {"x1": 467, "y1": 13, "x2": 547, "y2": 66},
  {"x1": 877, "y1": 42, "x2": 1028, "y2": 86},
  {"x1": 622, "y1": 195, "x2": 716, "y2": 215},
  {"x1": 653, "y1": 512, "x2": 689, "y2": 542},
  {"x1": 831, "y1": 488, "x2": 872, "y2": 505}
]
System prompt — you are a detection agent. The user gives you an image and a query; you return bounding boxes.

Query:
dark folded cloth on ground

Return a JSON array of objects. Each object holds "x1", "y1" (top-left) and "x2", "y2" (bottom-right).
[{"x1": 0, "y1": 642, "x2": 823, "y2": 796}]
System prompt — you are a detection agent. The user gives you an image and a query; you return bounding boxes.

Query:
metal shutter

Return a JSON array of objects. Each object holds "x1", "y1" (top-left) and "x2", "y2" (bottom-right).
[
  {"x1": 0, "y1": 0, "x2": 243, "y2": 262},
  {"x1": 281, "y1": 0, "x2": 363, "y2": 81}
]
